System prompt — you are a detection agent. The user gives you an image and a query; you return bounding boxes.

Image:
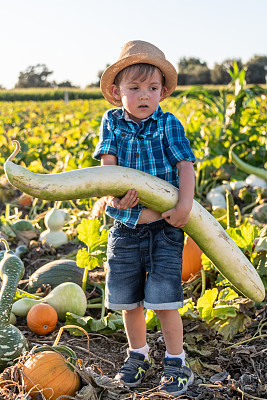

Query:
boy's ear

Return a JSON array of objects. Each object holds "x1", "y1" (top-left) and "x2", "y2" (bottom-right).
[
  {"x1": 111, "y1": 84, "x2": 121, "y2": 101},
  {"x1": 160, "y1": 86, "x2": 168, "y2": 100}
]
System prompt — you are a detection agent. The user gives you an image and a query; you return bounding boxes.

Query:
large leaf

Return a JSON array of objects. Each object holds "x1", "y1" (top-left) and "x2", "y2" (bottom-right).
[
  {"x1": 226, "y1": 223, "x2": 259, "y2": 255},
  {"x1": 197, "y1": 288, "x2": 218, "y2": 321},
  {"x1": 65, "y1": 312, "x2": 124, "y2": 335}
]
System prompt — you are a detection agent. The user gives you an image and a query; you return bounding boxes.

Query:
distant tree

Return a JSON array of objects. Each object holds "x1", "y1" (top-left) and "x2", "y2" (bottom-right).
[
  {"x1": 210, "y1": 59, "x2": 243, "y2": 85},
  {"x1": 15, "y1": 64, "x2": 54, "y2": 88},
  {"x1": 211, "y1": 63, "x2": 231, "y2": 84},
  {"x1": 57, "y1": 80, "x2": 78, "y2": 88},
  {"x1": 0, "y1": 84, "x2": 5, "y2": 90},
  {"x1": 245, "y1": 55, "x2": 267, "y2": 84},
  {"x1": 178, "y1": 58, "x2": 210, "y2": 85}
]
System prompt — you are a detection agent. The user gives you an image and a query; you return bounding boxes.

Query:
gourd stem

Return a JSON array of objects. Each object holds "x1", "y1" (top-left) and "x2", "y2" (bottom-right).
[
  {"x1": 7, "y1": 140, "x2": 20, "y2": 162},
  {"x1": 226, "y1": 189, "x2": 236, "y2": 229},
  {"x1": 82, "y1": 268, "x2": 87, "y2": 292},
  {"x1": 0, "y1": 238, "x2": 10, "y2": 251}
]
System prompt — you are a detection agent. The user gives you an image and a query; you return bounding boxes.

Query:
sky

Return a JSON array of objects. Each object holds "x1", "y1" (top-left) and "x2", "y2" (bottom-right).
[{"x1": 1, "y1": 0, "x2": 266, "y2": 89}]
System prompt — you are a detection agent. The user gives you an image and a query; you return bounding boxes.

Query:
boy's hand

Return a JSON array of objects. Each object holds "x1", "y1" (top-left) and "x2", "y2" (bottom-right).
[
  {"x1": 162, "y1": 202, "x2": 191, "y2": 228},
  {"x1": 105, "y1": 189, "x2": 139, "y2": 210}
]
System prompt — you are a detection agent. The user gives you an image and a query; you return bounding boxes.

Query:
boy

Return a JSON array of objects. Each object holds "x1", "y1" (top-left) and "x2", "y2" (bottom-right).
[{"x1": 93, "y1": 40, "x2": 195, "y2": 396}]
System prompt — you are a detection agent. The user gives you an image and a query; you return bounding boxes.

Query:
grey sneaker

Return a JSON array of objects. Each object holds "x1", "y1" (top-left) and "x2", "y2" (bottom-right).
[
  {"x1": 115, "y1": 350, "x2": 152, "y2": 387},
  {"x1": 158, "y1": 357, "x2": 194, "y2": 396}
]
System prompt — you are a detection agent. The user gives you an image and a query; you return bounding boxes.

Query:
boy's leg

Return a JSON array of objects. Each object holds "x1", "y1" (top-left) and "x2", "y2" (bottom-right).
[
  {"x1": 155, "y1": 309, "x2": 183, "y2": 354},
  {"x1": 123, "y1": 307, "x2": 147, "y2": 349},
  {"x1": 155, "y1": 309, "x2": 194, "y2": 396},
  {"x1": 115, "y1": 307, "x2": 152, "y2": 387}
]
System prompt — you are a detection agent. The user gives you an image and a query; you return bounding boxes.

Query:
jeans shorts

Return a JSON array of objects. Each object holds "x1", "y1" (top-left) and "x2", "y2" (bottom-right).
[{"x1": 105, "y1": 219, "x2": 184, "y2": 311}]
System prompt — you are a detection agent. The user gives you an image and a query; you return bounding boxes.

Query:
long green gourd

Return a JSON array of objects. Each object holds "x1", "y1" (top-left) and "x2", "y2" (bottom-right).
[
  {"x1": 229, "y1": 145, "x2": 267, "y2": 181},
  {"x1": 0, "y1": 239, "x2": 28, "y2": 372},
  {"x1": 4, "y1": 141, "x2": 265, "y2": 302}
]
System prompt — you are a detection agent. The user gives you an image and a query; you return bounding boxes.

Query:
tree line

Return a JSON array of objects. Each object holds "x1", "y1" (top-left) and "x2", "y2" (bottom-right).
[{"x1": 1, "y1": 55, "x2": 266, "y2": 89}]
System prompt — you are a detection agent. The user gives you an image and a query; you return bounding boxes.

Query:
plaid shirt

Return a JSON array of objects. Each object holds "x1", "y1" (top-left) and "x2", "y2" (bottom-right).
[{"x1": 93, "y1": 106, "x2": 195, "y2": 228}]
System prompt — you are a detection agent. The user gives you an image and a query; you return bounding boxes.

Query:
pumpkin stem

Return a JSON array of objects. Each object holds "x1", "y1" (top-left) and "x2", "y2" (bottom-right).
[
  {"x1": 32, "y1": 345, "x2": 78, "y2": 371},
  {"x1": 7, "y1": 140, "x2": 21, "y2": 162},
  {"x1": 53, "y1": 325, "x2": 91, "y2": 365},
  {"x1": 53, "y1": 325, "x2": 90, "y2": 346}
]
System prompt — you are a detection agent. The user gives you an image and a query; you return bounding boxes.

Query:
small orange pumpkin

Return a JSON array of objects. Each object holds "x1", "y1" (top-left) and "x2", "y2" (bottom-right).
[
  {"x1": 27, "y1": 303, "x2": 58, "y2": 335},
  {"x1": 22, "y1": 349, "x2": 81, "y2": 400},
  {"x1": 182, "y1": 235, "x2": 203, "y2": 281},
  {"x1": 16, "y1": 193, "x2": 33, "y2": 206}
]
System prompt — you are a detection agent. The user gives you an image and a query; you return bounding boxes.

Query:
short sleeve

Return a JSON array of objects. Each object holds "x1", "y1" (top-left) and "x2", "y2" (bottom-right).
[
  {"x1": 163, "y1": 114, "x2": 196, "y2": 165},
  {"x1": 93, "y1": 110, "x2": 118, "y2": 160}
]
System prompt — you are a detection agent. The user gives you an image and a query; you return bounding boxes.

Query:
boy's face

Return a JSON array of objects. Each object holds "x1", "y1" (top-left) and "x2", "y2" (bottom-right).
[{"x1": 111, "y1": 69, "x2": 167, "y2": 125}]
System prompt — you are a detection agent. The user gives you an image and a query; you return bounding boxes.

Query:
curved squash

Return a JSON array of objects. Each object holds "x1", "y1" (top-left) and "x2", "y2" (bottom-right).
[{"x1": 4, "y1": 141, "x2": 265, "y2": 302}]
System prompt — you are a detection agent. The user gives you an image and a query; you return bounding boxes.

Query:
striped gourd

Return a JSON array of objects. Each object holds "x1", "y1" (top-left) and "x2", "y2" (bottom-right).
[{"x1": 0, "y1": 239, "x2": 28, "y2": 372}]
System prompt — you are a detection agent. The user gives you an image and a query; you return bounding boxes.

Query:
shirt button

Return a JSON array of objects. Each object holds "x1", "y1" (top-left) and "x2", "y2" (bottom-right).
[{"x1": 135, "y1": 152, "x2": 139, "y2": 157}]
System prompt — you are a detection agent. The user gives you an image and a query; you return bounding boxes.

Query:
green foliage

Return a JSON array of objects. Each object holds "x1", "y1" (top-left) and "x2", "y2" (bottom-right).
[
  {"x1": 65, "y1": 311, "x2": 124, "y2": 336},
  {"x1": 76, "y1": 219, "x2": 108, "y2": 290},
  {"x1": 226, "y1": 222, "x2": 259, "y2": 258},
  {"x1": 0, "y1": 88, "x2": 104, "y2": 101},
  {"x1": 76, "y1": 219, "x2": 108, "y2": 269}
]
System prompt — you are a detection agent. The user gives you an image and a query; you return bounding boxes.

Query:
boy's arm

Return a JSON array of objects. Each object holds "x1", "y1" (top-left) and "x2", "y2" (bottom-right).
[
  {"x1": 162, "y1": 160, "x2": 195, "y2": 228},
  {"x1": 100, "y1": 154, "x2": 139, "y2": 209}
]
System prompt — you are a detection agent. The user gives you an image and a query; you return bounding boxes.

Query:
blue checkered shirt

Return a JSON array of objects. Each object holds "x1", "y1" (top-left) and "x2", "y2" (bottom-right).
[{"x1": 93, "y1": 105, "x2": 195, "y2": 228}]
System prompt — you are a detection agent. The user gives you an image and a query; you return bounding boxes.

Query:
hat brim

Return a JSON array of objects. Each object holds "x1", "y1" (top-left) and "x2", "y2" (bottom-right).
[{"x1": 100, "y1": 53, "x2": 177, "y2": 106}]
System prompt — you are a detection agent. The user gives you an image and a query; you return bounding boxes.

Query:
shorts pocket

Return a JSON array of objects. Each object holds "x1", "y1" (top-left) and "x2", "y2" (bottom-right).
[{"x1": 160, "y1": 226, "x2": 184, "y2": 247}]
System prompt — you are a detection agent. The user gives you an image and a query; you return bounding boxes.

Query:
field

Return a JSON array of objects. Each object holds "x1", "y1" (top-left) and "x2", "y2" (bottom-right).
[{"x1": 0, "y1": 78, "x2": 266, "y2": 399}]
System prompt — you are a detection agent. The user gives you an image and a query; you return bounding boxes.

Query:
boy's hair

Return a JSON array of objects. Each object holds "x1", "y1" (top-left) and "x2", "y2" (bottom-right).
[{"x1": 114, "y1": 63, "x2": 165, "y2": 87}]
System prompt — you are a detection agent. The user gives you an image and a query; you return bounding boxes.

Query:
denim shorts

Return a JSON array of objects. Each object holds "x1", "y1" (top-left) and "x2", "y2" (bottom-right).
[{"x1": 105, "y1": 219, "x2": 184, "y2": 311}]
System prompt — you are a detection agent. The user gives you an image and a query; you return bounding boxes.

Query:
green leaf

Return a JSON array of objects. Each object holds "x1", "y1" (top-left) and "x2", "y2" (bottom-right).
[
  {"x1": 213, "y1": 313, "x2": 251, "y2": 341},
  {"x1": 226, "y1": 223, "x2": 259, "y2": 254},
  {"x1": 77, "y1": 219, "x2": 101, "y2": 250},
  {"x1": 178, "y1": 299, "x2": 196, "y2": 317},
  {"x1": 145, "y1": 309, "x2": 161, "y2": 330},
  {"x1": 76, "y1": 248, "x2": 99, "y2": 270},
  {"x1": 213, "y1": 304, "x2": 239, "y2": 320},
  {"x1": 65, "y1": 311, "x2": 124, "y2": 335},
  {"x1": 218, "y1": 287, "x2": 239, "y2": 301},
  {"x1": 197, "y1": 288, "x2": 218, "y2": 321}
]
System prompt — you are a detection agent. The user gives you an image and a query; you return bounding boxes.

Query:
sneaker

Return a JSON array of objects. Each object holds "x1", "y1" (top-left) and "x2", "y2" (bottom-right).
[
  {"x1": 115, "y1": 350, "x2": 152, "y2": 387},
  {"x1": 158, "y1": 357, "x2": 194, "y2": 396}
]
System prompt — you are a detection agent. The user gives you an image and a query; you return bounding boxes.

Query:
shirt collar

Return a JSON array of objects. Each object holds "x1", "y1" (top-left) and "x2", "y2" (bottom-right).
[{"x1": 114, "y1": 105, "x2": 163, "y2": 122}]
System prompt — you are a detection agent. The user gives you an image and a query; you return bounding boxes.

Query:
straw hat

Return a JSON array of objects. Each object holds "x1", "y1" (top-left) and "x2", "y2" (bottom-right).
[{"x1": 100, "y1": 40, "x2": 178, "y2": 106}]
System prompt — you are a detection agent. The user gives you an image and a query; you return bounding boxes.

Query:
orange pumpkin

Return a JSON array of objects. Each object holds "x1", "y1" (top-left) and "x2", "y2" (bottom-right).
[
  {"x1": 182, "y1": 235, "x2": 203, "y2": 281},
  {"x1": 22, "y1": 350, "x2": 81, "y2": 400},
  {"x1": 27, "y1": 303, "x2": 58, "y2": 335},
  {"x1": 16, "y1": 193, "x2": 33, "y2": 206}
]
